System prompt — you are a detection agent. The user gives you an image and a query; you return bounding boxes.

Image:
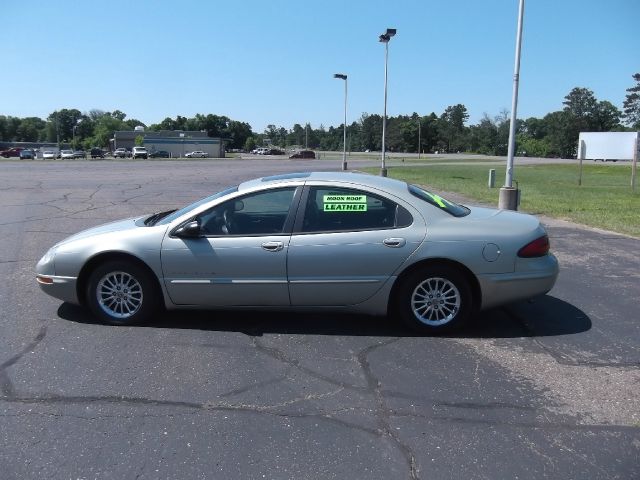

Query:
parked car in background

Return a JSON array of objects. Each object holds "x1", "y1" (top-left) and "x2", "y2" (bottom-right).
[
  {"x1": 1, "y1": 147, "x2": 24, "y2": 158},
  {"x1": 266, "y1": 148, "x2": 285, "y2": 155},
  {"x1": 73, "y1": 150, "x2": 87, "y2": 159},
  {"x1": 132, "y1": 146, "x2": 148, "y2": 159},
  {"x1": 60, "y1": 149, "x2": 75, "y2": 159},
  {"x1": 289, "y1": 150, "x2": 316, "y2": 159},
  {"x1": 185, "y1": 151, "x2": 208, "y2": 158},
  {"x1": 35, "y1": 171, "x2": 558, "y2": 331},
  {"x1": 149, "y1": 150, "x2": 171, "y2": 158},
  {"x1": 113, "y1": 148, "x2": 128, "y2": 158},
  {"x1": 90, "y1": 148, "x2": 104, "y2": 159},
  {"x1": 19, "y1": 149, "x2": 35, "y2": 159},
  {"x1": 42, "y1": 150, "x2": 57, "y2": 160}
]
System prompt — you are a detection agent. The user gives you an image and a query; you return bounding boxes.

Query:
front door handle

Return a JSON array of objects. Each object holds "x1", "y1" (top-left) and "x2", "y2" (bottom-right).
[
  {"x1": 262, "y1": 241, "x2": 284, "y2": 252},
  {"x1": 383, "y1": 237, "x2": 406, "y2": 248}
]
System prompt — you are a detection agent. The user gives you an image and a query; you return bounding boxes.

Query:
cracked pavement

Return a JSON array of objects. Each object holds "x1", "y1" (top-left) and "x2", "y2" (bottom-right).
[{"x1": 0, "y1": 159, "x2": 638, "y2": 479}]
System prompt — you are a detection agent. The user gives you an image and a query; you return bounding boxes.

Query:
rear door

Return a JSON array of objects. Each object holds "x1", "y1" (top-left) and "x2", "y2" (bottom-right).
[{"x1": 287, "y1": 184, "x2": 425, "y2": 306}]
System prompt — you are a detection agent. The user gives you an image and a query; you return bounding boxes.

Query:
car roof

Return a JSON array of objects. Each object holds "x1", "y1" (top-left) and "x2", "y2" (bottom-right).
[{"x1": 238, "y1": 171, "x2": 410, "y2": 197}]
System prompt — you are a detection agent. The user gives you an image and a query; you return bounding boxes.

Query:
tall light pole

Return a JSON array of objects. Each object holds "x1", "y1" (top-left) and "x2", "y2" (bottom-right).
[
  {"x1": 72, "y1": 119, "x2": 81, "y2": 150},
  {"x1": 379, "y1": 28, "x2": 396, "y2": 177},
  {"x1": 499, "y1": 0, "x2": 525, "y2": 210},
  {"x1": 417, "y1": 118, "x2": 421, "y2": 159},
  {"x1": 334, "y1": 73, "x2": 348, "y2": 170}
]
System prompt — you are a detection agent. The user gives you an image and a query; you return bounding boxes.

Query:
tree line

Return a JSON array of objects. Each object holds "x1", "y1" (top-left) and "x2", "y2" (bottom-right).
[{"x1": 1, "y1": 74, "x2": 638, "y2": 158}]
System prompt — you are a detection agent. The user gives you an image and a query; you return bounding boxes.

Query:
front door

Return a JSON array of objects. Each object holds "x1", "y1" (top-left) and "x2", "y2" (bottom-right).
[{"x1": 161, "y1": 187, "x2": 298, "y2": 307}]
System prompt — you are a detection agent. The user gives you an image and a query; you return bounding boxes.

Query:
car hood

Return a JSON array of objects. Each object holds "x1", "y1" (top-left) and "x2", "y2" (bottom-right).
[{"x1": 55, "y1": 217, "x2": 142, "y2": 247}]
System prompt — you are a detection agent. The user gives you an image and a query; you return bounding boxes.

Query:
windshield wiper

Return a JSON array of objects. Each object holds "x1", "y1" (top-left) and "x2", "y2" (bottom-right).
[{"x1": 145, "y1": 209, "x2": 177, "y2": 226}]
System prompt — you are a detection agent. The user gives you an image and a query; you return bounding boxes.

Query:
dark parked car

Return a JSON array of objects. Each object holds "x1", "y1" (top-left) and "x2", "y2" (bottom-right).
[
  {"x1": 73, "y1": 150, "x2": 87, "y2": 159},
  {"x1": 149, "y1": 150, "x2": 171, "y2": 158},
  {"x1": 267, "y1": 148, "x2": 285, "y2": 155},
  {"x1": 289, "y1": 150, "x2": 316, "y2": 159},
  {"x1": 90, "y1": 148, "x2": 105, "y2": 159},
  {"x1": 19, "y1": 149, "x2": 35, "y2": 159},
  {"x1": 1, "y1": 147, "x2": 24, "y2": 158}
]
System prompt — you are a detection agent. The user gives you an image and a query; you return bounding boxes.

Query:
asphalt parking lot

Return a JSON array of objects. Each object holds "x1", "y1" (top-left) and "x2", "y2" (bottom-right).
[{"x1": 1, "y1": 159, "x2": 639, "y2": 479}]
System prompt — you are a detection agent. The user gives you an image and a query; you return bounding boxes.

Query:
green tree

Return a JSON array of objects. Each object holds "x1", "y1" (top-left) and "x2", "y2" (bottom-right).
[
  {"x1": 16, "y1": 117, "x2": 46, "y2": 142},
  {"x1": 593, "y1": 100, "x2": 621, "y2": 131},
  {"x1": 359, "y1": 113, "x2": 382, "y2": 151},
  {"x1": 437, "y1": 104, "x2": 469, "y2": 152},
  {"x1": 125, "y1": 119, "x2": 146, "y2": 130},
  {"x1": 227, "y1": 121, "x2": 253, "y2": 149},
  {"x1": 46, "y1": 109, "x2": 82, "y2": 143},
  {"x1": 110, "y1": 110, "x2": 127, "y2": 121},
  {"x1": 0, "y1": 116, "x2": 22, "y2": 141},
  {"x1": 90, "y1": 115, "x2": 126, "y2": 147},
  {"x1": 562, "y1": 87, "x2": 598, "y2": 118},
  {"x1": 622, "y1": 73, "x2": 640, "y2": 128},
  {"x1": 263, "y1": 125, "x2": 278, "y2": 144},
  {"x1": 543, "y1": 110, "x2": 576, "y2": 157},
  {"x1": 244, "y1": 136, "x2": 257, "y2": 152}
]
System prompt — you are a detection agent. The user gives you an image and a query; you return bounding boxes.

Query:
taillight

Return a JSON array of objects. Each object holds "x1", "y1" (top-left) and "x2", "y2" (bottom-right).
[{"x1": 518, "y1": 235, "x2": 550, "y2": 258}]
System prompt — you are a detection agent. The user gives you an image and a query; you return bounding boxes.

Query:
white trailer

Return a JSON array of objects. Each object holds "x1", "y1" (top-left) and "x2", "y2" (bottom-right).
[{"x1": 577, "y1": 132, "x2": 639, "y2": 162}]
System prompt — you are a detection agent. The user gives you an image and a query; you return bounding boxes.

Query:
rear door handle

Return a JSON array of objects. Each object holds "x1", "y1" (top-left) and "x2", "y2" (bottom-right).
[
  {"x1": 262, "y1": 241, "x2": 284, "y2": 252},
  {"x1": 383, "y1": 238, "x2": 406, "y2": 248}
]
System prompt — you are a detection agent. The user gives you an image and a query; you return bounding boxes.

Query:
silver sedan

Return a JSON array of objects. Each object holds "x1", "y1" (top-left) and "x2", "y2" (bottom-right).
[{"x1": 36, "y1": 172, "x2": 558, "y2": 332}]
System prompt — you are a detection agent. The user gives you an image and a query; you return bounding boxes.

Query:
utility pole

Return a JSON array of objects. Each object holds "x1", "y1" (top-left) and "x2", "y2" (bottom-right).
[{"x1": 499, "y1": 0, "x2": 525, "y2": 210}]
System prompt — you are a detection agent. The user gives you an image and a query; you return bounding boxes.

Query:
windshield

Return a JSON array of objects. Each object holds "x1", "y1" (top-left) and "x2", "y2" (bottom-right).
[
  {"x1": 408, "y1": 184, "x2": 470, "y2": 217},
  {"x1": 155, "y1": 186, "x2": 239, "y2": 226}
]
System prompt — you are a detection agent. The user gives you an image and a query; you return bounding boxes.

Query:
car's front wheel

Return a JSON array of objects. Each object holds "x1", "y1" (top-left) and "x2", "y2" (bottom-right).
[
  {"x1": 86, "y1": 260, "x2": 159, "y2": 325},
  {"x1": 394, "y1": 265, "x2": 472, "y2": 333}
]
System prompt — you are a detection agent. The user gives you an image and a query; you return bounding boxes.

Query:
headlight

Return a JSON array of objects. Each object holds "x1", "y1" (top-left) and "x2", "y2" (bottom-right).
[{"x1": 40, "y1": 248, "x2": 56, "y2": 265}]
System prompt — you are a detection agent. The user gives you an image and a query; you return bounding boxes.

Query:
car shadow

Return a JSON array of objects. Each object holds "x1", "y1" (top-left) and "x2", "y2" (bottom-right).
[{"x1": 57, "y1": 294, "x2": 591, "y2": 339}]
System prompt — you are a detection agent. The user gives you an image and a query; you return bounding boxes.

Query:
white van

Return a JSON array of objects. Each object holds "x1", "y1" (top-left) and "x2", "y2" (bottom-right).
[{"x1": 132, "y1": 146, "x2": 148, "y2": 159}]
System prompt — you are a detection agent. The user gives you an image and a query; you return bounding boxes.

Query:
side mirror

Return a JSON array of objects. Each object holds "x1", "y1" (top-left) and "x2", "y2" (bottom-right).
[{"x1": 174, "y1": 220, "x2": 203, "y2": 238}]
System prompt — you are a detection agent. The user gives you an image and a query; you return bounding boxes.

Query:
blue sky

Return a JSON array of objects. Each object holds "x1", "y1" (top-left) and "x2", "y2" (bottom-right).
[{"x1": 2, "y1": 0, "x2": 637, "y2": 132}]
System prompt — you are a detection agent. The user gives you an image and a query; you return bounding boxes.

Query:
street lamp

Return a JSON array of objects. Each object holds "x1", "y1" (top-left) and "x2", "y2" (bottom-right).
[
  {"x1": 379, "y1": 28, "x2": 396, "y2": 177},
  {"x1": 417, "y1": 118, "x2": 421, "y2": 159},
  {"x1": 499, "y1": 0, "x2": 525, "y2": 210},
  {"x1": 334, "y1": 73, "x2": 348, "y2": 171},
  {"x1": 72, "y1": 119, "x2": 82, "y2": 150}
]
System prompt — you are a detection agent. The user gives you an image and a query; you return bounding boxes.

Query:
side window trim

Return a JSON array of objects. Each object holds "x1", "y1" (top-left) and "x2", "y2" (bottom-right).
[
  {"x1": 292, "y1": 185, "x2": 412, "y2": 234},
  {"x1": 183, "y1": 186, "x2": 302, "y2": 238}
]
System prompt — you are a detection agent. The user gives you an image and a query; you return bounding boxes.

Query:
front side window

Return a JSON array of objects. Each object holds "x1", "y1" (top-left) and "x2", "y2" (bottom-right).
[
  {"x1": 301, "y1": 187, "x2": 412, "y2": 233},
  {"x1": 196, "y1": 187, "x2": 296, "y2": 236}
]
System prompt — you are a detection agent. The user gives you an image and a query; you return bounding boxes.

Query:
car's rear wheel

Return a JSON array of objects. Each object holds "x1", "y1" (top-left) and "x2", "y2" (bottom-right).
[
  {"x1": 395, "y1": 265, "x2": 472, "y2": 333},
  {"x1": 86, "y1": 261, "x2": 158, "y2": 326}
]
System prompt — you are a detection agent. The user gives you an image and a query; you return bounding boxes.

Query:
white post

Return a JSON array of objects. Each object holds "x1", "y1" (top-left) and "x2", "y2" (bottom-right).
[
  {"x1": 381, "y1": 40, "x2": 389, "y2": 177},
  {"x1": 632, "y1": 136, "x2": 638, "y2": 192},
  {"x1": 499, "y1": 0, "x2": 525, "y2": 210}
]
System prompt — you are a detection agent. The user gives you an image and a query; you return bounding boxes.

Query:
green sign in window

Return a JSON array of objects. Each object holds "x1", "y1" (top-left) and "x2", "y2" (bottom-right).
[{"x1": 323, "y1": 194, "x2": 368, "y2": 212}]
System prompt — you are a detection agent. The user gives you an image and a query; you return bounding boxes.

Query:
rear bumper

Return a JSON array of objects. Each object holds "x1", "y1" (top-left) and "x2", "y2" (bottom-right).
[{"x1": 477, "y1": 254, "x2": 559, "y2": 310}]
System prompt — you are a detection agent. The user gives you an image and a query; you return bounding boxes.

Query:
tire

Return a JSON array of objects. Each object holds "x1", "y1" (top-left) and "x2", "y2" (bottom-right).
[
  {"x1": 394, "y1": 265, "x2": 472, "y2": 333},
  {"x1": 86, "y1": 260, "x2": 159, "y2": 326}
]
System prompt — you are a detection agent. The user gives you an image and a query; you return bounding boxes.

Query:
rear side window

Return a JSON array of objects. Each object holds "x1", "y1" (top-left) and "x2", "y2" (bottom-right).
[
  {"x1": 408, "y1": 184, "x2": 469, "y2": 217},
  {"x1": 301, "y1": 187, "x2": 412, "y2": 233}
]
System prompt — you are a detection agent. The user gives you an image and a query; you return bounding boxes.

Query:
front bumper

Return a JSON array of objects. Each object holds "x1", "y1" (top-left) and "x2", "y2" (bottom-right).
[{"x1": 36, "y1": 275, "x2": 79, "y2": 304}]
